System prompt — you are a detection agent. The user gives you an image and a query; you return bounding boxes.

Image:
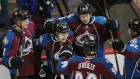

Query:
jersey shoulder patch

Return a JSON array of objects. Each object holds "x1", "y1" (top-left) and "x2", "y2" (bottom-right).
[{"x1": 3, "y1": 31, "x2": 14, "y2": 45}]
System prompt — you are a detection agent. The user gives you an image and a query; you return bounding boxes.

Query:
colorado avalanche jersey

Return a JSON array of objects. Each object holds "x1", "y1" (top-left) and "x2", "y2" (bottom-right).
[
  {"x1": 36, "y1": 29, "x2": 75, "y2": 74},
  {"x1": 2, "y1": 21, "x2": 35, "y2": 76},
  {"x1": 122, "y1": 38, "x2": 140, "y2": 79},
  {"x1": 52, "y1": 14, "x2": 122, "y2": 57},
  {"x1": 57, "y1": 56, "x2": 124, "y2": 79}
]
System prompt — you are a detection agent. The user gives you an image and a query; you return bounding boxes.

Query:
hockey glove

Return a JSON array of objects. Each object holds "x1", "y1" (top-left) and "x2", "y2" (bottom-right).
[
  {"x1": 43, "y1": 19, "x2": 56, "y2": 34},
  {"x1": 112, "y1": 39, "x2": 126, "y2": 53},
  {"x1": 37, "y1": 61, "x2": 48, "y2": 78},
  {"x1": 38, "y1": 0, "x2": 55, "y2": 15},
  {"x1": 104, "y1": 19, "x2": 120, "y2": 31},
  {"x1": 8, "y1": 57, "x2": 24, "y2": 69},
  {"x1": 60, "y1": 45, "x2": 74, "y2": 58}
]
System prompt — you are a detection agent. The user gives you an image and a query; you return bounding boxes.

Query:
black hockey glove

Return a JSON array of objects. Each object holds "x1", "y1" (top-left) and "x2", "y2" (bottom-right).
[
  {"x1": 37, "y1": 61, "x2": 48, "y2": 78},
  {"x1": 8, "y1": 57, "x2": 24, "y2": 69},
  {"x1": 112, "y1": 39, "x2": 126, "y2": 53},
  {"x1": 43, "y1": 19, "x2": 56, "y2": 34},
  {"x1": 104, "y1": 19, "x2": 120, "y2": 31},
  {"x1": 38, "y1": 0, "x2": 55, "y2": 15},
  {"x1": 60, "y1": 45, "x2": 74, "y2": 58}
]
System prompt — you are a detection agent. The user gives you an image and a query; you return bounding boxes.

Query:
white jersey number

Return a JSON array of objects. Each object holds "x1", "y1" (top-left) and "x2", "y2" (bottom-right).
[{"x1": 75, "y1": 71, "x2": 97, "y2": 79}]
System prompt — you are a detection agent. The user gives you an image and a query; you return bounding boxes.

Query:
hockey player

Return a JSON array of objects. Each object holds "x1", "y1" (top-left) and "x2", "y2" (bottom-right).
[
  {"x1": 112, "y1": 19, "x2": 140, "y2": 79},
  {"x1": 2, "y1": 10, "x2": 36, "y2": 79},
  {"x1": 32, "y1": 0, "x2": 55, "y2": 28},
  {"x1": 36, "y1": 21, "x2": 75, "y2": 79},
  {"x1": 51, "y1": 3, "x2": 121, "y2": 57},
  {"x1": 56, "y1": 37, "x2": 124, "y2": 79}
]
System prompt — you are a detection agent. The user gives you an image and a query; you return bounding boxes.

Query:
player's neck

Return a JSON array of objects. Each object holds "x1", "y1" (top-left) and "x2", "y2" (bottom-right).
[{"x1": 15, "y1": 26, "x2": 22, "y2": 32}]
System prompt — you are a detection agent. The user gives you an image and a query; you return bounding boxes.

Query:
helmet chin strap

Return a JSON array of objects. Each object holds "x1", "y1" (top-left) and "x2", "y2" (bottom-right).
[
  {"x1": 54, "y1": 33, "x2": 60, "y2": 42},
  {"x1": 131, "y1": 31, "x2": 139, "y2": 38},
  {"x1": 16, "y1": 21, "x2": 23, "y2": 30},
  {"x1": 54, "y1": 36, "x2": 60, "y2": 41}
]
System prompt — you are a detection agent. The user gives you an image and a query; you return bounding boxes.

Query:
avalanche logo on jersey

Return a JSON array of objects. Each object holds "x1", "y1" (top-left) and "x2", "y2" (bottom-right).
[
  {"x1": 130, "y1": 38, "x2": 138, "y2": 49},
  {"x1": 75, "y1": 30, "x2": 96, "y2": 46},
  {"x1": 3, "y1": 36, "x2": 8, "y2": 45},
  {"x1": 53, "y1": 46, "x2": 63, "y2": 61},
  {"x1": 53, "y1": 50, "x2": 60, "y2": 61},
  {"x1": 19, "y1": 36, "x2": 33, "y2": 56}
]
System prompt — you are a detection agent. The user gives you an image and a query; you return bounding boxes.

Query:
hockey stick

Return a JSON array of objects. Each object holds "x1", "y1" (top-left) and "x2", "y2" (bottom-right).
[
  {"x1": 130, "y1": 53, "x2": 140, "y2": 79},
  {"x1": 54, "y1": 0, "x2": 64, "y2": 17},
  {"x1": 14, "y1": 40, "x2": 25, "y2": 79},
  {"x1": 13, "y1": 29, "x2": 25, "y2": 79},
  {"x1": 62, "y1": 0, "x2": 70, "y2": 15},
  {"x1": 103, "y1": 0, "x2": 120, "y2": 73}
]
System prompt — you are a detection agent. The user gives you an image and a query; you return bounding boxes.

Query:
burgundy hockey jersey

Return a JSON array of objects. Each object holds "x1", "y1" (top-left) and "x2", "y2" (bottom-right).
[
  {"x1": 53, "y1": 15, "x2": 122, "y2": 57},
  {"x1": 57, "y1": 56, "x2": 124, "y2": 79},
  {"x1": 36, "y1": 30, "x2": 75, "y2": 74},
  {"x1": 2, "y1": 21, "x2": 36, "y2": 76}
]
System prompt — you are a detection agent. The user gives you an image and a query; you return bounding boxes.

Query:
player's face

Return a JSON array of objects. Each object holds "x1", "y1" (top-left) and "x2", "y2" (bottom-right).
[
  {"x1": 127, "y1": 27, "x2": 131, "y2": 34},
  {"x1": 127, "y1": 27, "x2": 137, "y2": 38},
  {"x1": 57, "y1": 32, "x2": 69, "y2": 43},
  {"x1": 17, "y1": 19, "x2": 28, "y2": 30},
  {"x1": 79, "y1": 14, "x2": 91, "y2": 24}
]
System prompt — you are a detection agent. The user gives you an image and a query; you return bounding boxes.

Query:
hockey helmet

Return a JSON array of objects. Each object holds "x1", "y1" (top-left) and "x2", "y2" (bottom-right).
[
  {"x1": 77, "y1": 3, "x2": 92, "y2": 15},
  {"x1": 13, "y1": 9, "x2": 30, "y2": 21},
  {"x1": 128, "y1": 19, "x2": 140, "y2": 35},
  {"x1": 83, "y1": 40, "x2": 97, "y2": 56},
  {"x1": 55, "y1": 21, "x2": 70, "y2": 33}
]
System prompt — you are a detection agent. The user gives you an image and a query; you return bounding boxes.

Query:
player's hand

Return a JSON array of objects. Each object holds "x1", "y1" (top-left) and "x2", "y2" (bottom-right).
[
  {"x1": 43, "y1": 18, "x2": 56, "y2": 34},
  {"x1": 112, "y1": 39, "x2": 126, "y2": 53},
  {"x1": 9, "y1": 57, "x2": 24, "y2": 69},
  {"x1": 38, "y1": 0, "x2": 55, "y2": 15},
  {"x1": 104, "y1": 19, "x2": 120, "y2": 31},
  {"x1": 60, "y1": 45, "x2": 74, "y2": 58},
  {"x1": 37, "y1": 61, "x2": 48, "y2": 78}
]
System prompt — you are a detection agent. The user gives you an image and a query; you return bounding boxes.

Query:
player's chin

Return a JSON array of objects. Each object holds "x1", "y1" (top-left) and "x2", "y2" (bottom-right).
[
  {"x1": 24, "y1": 25, "x2": 28, "y2": 29},
  {"x1": 60, "y1": 39, "x2": 67, "y2": 43},
  {"x1": 83, "y1": 21, "x2": 88, "y2": 24}
]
